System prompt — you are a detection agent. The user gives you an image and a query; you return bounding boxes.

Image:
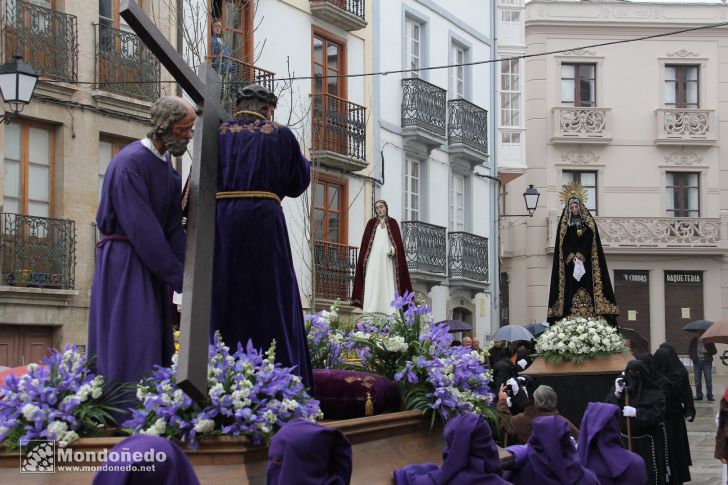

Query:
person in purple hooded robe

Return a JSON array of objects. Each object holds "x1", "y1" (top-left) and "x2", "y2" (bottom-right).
[
  {"x1": 92, "y1": 434, "x2": 199, "y2": 485},
  {"x1": 211, "y1": 84, "x2": 313, "y2": 388},
  {"x1": 267, "y1": 418, "x2": 352, "y2": 485},
  {"x1": 505, "y1": 415, "x2": 599, "y2": 485},
  {"x1": 88, "y1": 96, "x2": 194, "y2": 418},
  {"x1": 393, "y1": 412, "x2": 512, "y2": 485},
  {"x1": 578, "y1": 402, "x2": 648, "y2": 485}
]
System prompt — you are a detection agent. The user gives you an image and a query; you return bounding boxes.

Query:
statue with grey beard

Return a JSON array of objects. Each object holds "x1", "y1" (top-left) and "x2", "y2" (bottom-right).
[{"x1": 88, "y1": 96, "x2": 197, "y2": 422}]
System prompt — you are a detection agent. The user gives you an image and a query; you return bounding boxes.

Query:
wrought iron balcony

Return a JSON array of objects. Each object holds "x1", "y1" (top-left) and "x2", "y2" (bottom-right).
[
  {"x1": 95, "y1": 23, "x2": 160, "y2": 102},
  {"x1": 3, "y1": 0, "x2": 78, "y2": 82},
  {"x1": 401, "y1": 221, "x2": 447, "y2": 283},
  {"x1": 311, "y1": 93, "x2": 367, "y2": 172},
  {"x1": 447, "y1": 98, "x2": 488, "y2": 164},
  {"x1": 401, "y1": 78, "x2": 447, "y2": 151},
  {"x1": 655, "y1": 109, "x2": 716, "y2": 145},
  {"x1": 313, "y1": 240, "x2": 358, "y2": 301},
  {"x1": 551, "y1": 106, "x2": 611, "y2": 144},
  {"x1": 0, "y1": 213, "x2": 76, "y2": 289},
  {"x1": 448, "y1": 232, "x2": 489, "y2": 283},
  {"x1": 545, "y1": 214, "x2": 727, "y2": 255},
  {"x1": 309, "y1": 0, "x2": 367, "y2": 31},
  {"x1": 207, "y1": 56, "x2": 275, "y2": 92}
]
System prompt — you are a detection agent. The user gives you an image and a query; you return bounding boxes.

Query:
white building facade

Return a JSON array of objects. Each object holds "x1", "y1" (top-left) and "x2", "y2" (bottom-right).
[
  {"x1": 502, "y1": 0, "x2": 728, "y2": 354},
  {"x1": 371, "y1": 0, "x2": 498, "y2": 340}
]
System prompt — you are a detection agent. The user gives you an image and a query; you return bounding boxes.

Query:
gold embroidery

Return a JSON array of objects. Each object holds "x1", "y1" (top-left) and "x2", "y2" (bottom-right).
[
  {"x1": 219, "y1": 119, "x2": 281, "y2": 135},
  {"x1": 548, "y1": 211, "x2": 568, "y2": 318},
  {"x1": 570, "y1": 288, "x2": 594, "y2": 317}
]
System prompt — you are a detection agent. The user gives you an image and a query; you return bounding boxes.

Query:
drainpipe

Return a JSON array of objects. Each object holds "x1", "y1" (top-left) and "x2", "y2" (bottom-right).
[{"x1": 490, "y1": 2, "x2": 500, "y2": 336}]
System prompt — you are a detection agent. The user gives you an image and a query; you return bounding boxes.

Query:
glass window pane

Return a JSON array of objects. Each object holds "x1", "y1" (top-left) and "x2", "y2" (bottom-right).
[
  {"x1": 561, "y1": 80, "x2": 575, "y2": 103},
  {"x1": 28, "y1": 127, "x2": 50, "y2": 165},
  {"x1": 313, "y1": 37, "x2": 323, "y2": 64},
  {"x1": 666, "y1": 187, "x2": 675, "y2": 212},
  {"x1": 687, "y1": 66, "x2": 698, "y2": 81},
  {"x1": 581, "y1": 172, "x2": 596, "y2": 185},
  {"x1": 327, "y1": 44, "x2": 338, "y2": 70},
  {"x1": 688, "y1": 187, "x2": 699, "y2": 213},
  {"x1": 4, "y1": 160, "x2": 20, "y2": 198},
  {"x1": 686, "y1": 82, "x2": 698, "y2": 105},
  {"x1": 328, "y1": 186, "x2": 339, "y2": 210},
  {"x1": 327, "y1": 69, "x2": 338, "y2": 95},
  {"x1": 28, "y1": 201, "x2": 49, "y2": 218},
  {"x1": 665, "y1": 81, "x2": 676, "y2": 104},
  {"x1": 314, "y1": 209, "x2": 325, "y2": 241},
  {"x1": 665, "y1": 67, "x2": 676, "y2": 81},
  {"x1": 327, "y1": 214, "x2": 339, "y2": 241},
  {"x1": 3, "y1": 197, "x2": 19, "y2": 214},
  {"x1": 99, "y1": 141, "x2": 113, "y2": 175},
  {"x1": 579, "y1": 64, "x2": 595, "y2": 78},
  {"x1": 99, "y1": 0, "x2": 112, "y2": 20},
  {"x1": 28, "y1": 165, "x2": 49, "y2": 201},
  {"x1": 687, "y1": 173, "x2": 699, "y2": 186},
  {"x1": 313, "y1": 64, "x2": 324, "y2": 94},
  {"x1": 314, "y1": 182, "x2": 325, "y2": 207},
  {"x1": 4, "y1": 123, "x2": 21, "y2": 160},
  {"x1": 561, "y1": 64, "x2": 574, "y2": 78}
]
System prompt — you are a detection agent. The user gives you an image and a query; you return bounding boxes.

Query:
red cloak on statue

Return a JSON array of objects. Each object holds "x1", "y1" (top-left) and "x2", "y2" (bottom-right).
[{"x1": 351, "y1": 216, "x2": 413, "y2": 309}]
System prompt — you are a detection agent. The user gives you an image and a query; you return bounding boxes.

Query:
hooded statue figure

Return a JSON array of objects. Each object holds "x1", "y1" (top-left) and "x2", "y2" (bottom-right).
[{"x1": 547, "y1": 181, "x2": 619, "y2": 324}]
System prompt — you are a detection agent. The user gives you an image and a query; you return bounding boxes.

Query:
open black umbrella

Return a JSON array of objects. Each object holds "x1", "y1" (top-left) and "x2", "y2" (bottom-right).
[
  {"x1": 619, "y1": 327, "x2": 650, "y2": 356},
  {"x1": 682, "y1": 319, "x2": 713, "y2": 332},
  {"x1": 525, "y1": 323, "x2": 548, "y2": 337},
  {"x1": 437, "y1": 319, "x2": 472, "y2": 333}
]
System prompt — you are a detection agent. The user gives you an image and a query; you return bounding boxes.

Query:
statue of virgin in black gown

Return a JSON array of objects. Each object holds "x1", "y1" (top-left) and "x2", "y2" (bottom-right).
[{"x1": 547, "y1": 183, "x2": 619, "y2": 325}]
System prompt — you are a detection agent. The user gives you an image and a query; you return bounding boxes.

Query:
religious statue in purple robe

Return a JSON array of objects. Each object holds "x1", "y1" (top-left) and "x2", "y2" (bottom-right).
[
  {"x1": 210, "y1": 84, "x2": 313, "y2": 388},
  {"x1": 88, "y1": 96, "x2": 195, "y2": 418},
  {"x1": 351, "y1": 200, "x2": 412, "y2": 313}
]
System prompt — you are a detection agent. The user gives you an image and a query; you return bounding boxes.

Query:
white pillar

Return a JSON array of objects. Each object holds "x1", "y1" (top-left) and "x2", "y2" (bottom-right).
[
  {"x1": 649, "y1": 269, "x2": 666, "y2": 352},
  {"x1": 429, "y1": 285, "x2": 450, "y2": 323}
]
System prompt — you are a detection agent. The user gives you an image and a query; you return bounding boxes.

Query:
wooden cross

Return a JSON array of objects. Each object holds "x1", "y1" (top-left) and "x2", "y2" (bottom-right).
[{"x1": 120, "y1": 0, "x2": 224, "y2": 403}]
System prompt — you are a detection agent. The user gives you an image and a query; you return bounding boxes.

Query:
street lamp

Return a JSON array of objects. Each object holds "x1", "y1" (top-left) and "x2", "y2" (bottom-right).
[
  {"x1": 500, "y1": 184, "x2": 541, "y2": 218},
  {"x1": 0, "y1": 56, "x2": 38, "y2": 124}
]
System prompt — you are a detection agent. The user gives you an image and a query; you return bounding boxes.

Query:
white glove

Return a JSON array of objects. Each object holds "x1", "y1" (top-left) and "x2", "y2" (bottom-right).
[
  {"x1": 573, "y1": 258, "x2": 586, "y2": 281},
  {"x1": 506, "y1": 378, "x2": 519, "y2": 395},
  {"x1": 506, "y1": 397, "x2": 512, "y2": 408},
  {"x1": 623, "y1": 406, "x2": 637, "y2": 418},
  {"x1": 517, "y1": 359, "x2": 528, "y2": 370},
  {"x1": 614, "y1": 377, "x2": 625, "y2": 397}
]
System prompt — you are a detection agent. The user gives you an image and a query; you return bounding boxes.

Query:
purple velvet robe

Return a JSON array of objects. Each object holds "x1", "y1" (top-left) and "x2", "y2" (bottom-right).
[
  {"x1": 505, "y1": 416, "x2": 599, "y2": 485},
  {"x1": 212, "y1": 116, "x2": 313, "y2": 388},
  {"x1": 88, "y1": 141, "x2": 185, "y2": 396},
  {"x1": 92, "y1": 434, "x2": 199, "y2": 485},
  {"x1": 267, "y1": 418, "x2": 352, "y2": 484},
  {"x1": 578, "y1": 402, "x2": 648, "y2": 485},
  {"x1": 394, "y1": 412, "x2": 512, "y2": 484}
]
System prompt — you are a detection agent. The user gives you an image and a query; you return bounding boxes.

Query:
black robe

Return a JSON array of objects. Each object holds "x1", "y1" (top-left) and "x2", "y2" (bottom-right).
[{"x1": 547, "y1": 200, "x2": 619, "y2": 324}]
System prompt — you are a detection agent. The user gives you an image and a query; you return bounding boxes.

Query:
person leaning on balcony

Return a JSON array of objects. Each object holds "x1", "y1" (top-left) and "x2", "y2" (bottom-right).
[
  {"x1": 210, "y1": 18, "x2": 232, "y2": 76},
  {"x1": 209, "y1": 84, "x2": 313, "y2": 389},
  {"x1": 351, "y1": 200, "x2": 413, "y2": 314},
  {"x1": 88, "y1": 96, "x2": 195, "y2": 423}
]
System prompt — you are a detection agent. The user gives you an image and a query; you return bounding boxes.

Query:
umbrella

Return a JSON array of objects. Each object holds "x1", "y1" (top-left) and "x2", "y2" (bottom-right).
[
  {"x1": 525, "y1": 323, "x2": 547, "y2": 337},
  {"x1": 701, "y1": 319, "x2": 728, "y2": 344},
  {"x1": 492, "y1": 324, "x2": 534, "y2": 342},
  {"x1": 619, "y1": 327, "x2": 650, "y2": 356},
  {"x1": 682, "y1": 319, "x2": 713, "y2": 332},
  {"x1": 437, "y1": 319, "x2": 472, "y2": 333}
]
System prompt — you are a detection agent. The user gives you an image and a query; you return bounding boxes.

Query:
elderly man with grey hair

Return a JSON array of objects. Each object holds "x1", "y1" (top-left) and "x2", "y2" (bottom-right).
[
  {"x1": 497, "y1": 383, "x2": 579, "y2": 445},
  {"x1": 88, "y1": 96, "x2": 196, "y2": 421}
]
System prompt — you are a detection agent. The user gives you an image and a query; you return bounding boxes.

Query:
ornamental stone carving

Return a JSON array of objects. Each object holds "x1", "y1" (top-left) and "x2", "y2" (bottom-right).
[
  {"x1": 596, "y1": 217, "x2": 721, "y2": 247},
  {"x1": 562, "y1": 146, "x2": 600, "y2": 164},
  {"x1": 558, "y1": 108, "x2": 607, "y2": 134},
  {"x1": 666, "y1": 49, "x2": 699, "y2": 58},
  {"x1": 562, "y1": 48, "x2": 596, "y2": 56},
  {"x1": 663, "y1": 110, "x2": 710, "y2": 136},
  {"x1": 664, "y1": 151, "x2": 702, "y2": 166}
]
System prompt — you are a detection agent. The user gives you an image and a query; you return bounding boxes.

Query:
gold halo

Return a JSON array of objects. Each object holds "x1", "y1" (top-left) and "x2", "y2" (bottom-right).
[{"x1": 559, "y1": 181, "x2": 588, "y2": 205}]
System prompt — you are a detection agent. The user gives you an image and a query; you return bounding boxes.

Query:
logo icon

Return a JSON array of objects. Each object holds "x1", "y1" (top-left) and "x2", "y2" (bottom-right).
[{"x1": 20, "y1": 440, "x2": 55, "y2": 473}]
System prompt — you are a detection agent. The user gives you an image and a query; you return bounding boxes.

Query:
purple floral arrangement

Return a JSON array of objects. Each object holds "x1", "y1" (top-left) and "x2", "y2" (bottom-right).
[
  {"x1": 124, "y1": 333, "x2": 322, "y2": 449},
  {"x1": 0, "y1": 346, "x2": 117, "y2": 450},
  {"x1": 305, "y1": 302, "x2": 346, "y2": 370},
  {"x1": 310, "y1": 291, "x2": 496, "y2": 425}
]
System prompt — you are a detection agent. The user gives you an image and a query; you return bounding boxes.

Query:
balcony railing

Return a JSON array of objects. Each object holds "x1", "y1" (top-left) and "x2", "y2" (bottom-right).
[
  {"x1": 597, "y1": 217, "x2": 721, "y2": 248},
  {"x1": 95, "y1": 23, "x2": 160, "y2": 102},
  {"x1": 208, "y1": 56, "x2": 275, "y2": 92},
  {"x1": 312, "y1": 93, "x2": 367, "y2": 161},
  {"x1": 1, "y1": 213, "x2": 76, "y2": 289},
  {"x1": 3, "y1": 0, "x2": 78, "y2": 82},
  {"x1": 448, "y1": 232, "x2": 489, "y2": 282},
  {"x1": 448, "y1": 98, "x2": 488, "y2": 158},
  {"x1": 656, "y1": 109, "x2": 716, "y2": 144},
  {"x1": 402, "y1": 78, "x2": 447, "y2": 139},
  {"x1": 552, "y1": 107, "x2": 611, "y2": 143},
  {"x1": 313, "y1": 241, "x2": 358, "y2": 301},
  {"x1": 401, "y1": 221, "x2": 447, "y2": 275},
  {"x1": 309, "y1": 0, "x2": 366, "y2": 31}
]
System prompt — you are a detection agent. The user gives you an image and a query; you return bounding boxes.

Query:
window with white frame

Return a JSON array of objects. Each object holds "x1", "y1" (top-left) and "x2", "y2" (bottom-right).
[
  {"x1": 500, "y1": 57, "x2": 520, "y2": 127},
  {"x1": 499, "y1": 9, "x2": 522, "y2": 45},
  {"x1": 500, "y1": 131, "x2": 522, "y2": 162},
  {"x1": 666, "y1": 172, "x2": 699, "y2": 217},
  {"x1": 98, "y1": 137, "x2": 131, "y2": 200},
  {"x1": 562, "y1": 171, "x2": 597, "y2": 215},
  {"x1": 405, "y1": 17, "x2": 422, "y2": 78},
  {"x1": 561, "y1": 63, "x2": 596, "y2": 107},
  {"x1": 451, "y1": 43, "x2": 466, "y2": 99},
  {"x1": 404, "y1": 158, "x2": 421, "y2": 221},
  {"x1": 450, "y1": 173, "x2": 465, "y2": 231},
  {"x1": 665, "y1": 65, "x2": 699, "y2": 108}
]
